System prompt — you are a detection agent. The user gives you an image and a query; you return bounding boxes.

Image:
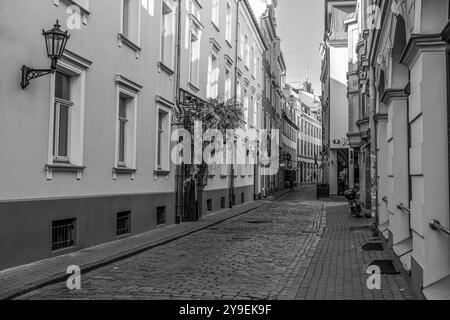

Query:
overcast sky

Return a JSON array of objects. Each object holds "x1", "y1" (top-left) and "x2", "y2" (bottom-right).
[{"x1": 250, "y1": 0, "x2": 324, "y2": 94}]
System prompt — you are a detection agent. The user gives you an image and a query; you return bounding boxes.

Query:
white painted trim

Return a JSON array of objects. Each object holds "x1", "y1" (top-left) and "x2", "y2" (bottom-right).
[
  {"x1": 47, "y1": 53, "x2": 90, "y2": 180},
  {"x1": 155, "y1": 103, "x2": 172, "y2": 172},
  {"x1": 114, "y1": 82, "x2": 140, "y2": 174}
]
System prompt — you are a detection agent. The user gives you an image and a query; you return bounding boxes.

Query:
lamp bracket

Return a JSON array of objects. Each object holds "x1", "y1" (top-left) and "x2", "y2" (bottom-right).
[{"x1": 21, "y1": 65, "x2": 55, "y2": 89}]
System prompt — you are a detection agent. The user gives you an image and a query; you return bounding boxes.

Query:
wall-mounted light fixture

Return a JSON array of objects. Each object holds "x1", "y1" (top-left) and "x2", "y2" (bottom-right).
[{"x1": 21, "y1": 20, "x2": 70, "y2": 89}]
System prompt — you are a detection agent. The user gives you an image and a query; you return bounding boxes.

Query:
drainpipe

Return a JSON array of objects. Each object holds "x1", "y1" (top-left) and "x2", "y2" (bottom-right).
[
  {"x1": 174, "y1": 0, "x2": 183, "y2": 223},
  {"x1": 229, "y1": 0, "x2": 242, "y2": 208},
  {"x1": 369, "y1": 66, "x2": 378, "y2": 234}
]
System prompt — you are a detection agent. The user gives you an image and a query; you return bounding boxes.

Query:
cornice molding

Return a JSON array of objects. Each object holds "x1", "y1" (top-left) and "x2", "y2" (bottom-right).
[
  {"x1": 115, "y1": 75, "x2": 143, "y2": 93},
  {"x1": 381, "y1": 88, "x2": 408, "y2": 105},
  {"x1": 400, "y1": 33, "x2": 447, "y2": 67},
  {"x1": 155, "y1": 95, "x2": 174, "y2": 109}
]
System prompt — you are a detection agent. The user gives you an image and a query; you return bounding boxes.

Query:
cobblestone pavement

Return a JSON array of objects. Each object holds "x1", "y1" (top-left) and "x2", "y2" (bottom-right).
[
  {"x1": 19, "y1": 190, "x2": 325, "y2": 300},
  {"x1": 295, "y1": 205, "x2": 416, "y2": 300},
  {"x1": 18, "y1": 191, "x2": 417, "y2": 300}
]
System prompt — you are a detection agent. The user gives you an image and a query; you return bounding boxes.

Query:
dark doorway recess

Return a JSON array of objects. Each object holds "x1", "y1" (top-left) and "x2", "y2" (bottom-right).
[
  {"x1": 369, "y1": 260, "x2": 400, "y2": 275},
  {"x1": 362, "y1": 242, "x2": 384, "y2": 252}
]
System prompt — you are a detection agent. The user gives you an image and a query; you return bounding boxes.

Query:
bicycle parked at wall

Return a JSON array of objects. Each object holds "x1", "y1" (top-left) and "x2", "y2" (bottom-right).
[{"x1": 344, "y1": 189, "x2": 363, "y2": 218}]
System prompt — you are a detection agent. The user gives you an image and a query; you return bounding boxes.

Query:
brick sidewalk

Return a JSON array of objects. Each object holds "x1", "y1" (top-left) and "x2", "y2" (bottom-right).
[
  {"x1": 0, "y1": 199, "x2": 275, "y2": 300},
  {"x1": 294, "y1": 204, "x2": 417, "y2": 300}
]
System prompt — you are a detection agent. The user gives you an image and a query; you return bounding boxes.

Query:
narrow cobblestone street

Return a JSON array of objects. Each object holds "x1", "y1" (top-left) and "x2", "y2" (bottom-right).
[{"x1": 18, "y1": 191, "x2": 416, "y2": 300}]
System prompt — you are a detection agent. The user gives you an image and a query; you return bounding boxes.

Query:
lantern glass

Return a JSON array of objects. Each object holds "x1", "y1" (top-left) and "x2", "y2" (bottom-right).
[{"x1": 43, "y1": 21, "x2": 69, "y2": 60}]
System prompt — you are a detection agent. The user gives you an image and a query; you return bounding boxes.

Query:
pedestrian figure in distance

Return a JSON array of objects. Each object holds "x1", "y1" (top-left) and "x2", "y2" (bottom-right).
[{"x1": 289, "y1": 173, "x2": 295, "y2": 193}]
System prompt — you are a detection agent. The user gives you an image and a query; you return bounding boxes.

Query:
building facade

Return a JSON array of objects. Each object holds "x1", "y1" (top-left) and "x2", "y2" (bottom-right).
[
  {"x1": 346, "y1": 0, "x2": 450, "y2": 299},
  {"x1": 284, "y1": 84, "x2": 323, "y2": 185},
  {"x1": 259, "y1": 1, "x2": 286, "y2": 197},
  {"x1": 0, "y1": 0, "x2": 278, "y2": 271},
  {"x1": 175, "y1": 0, "x2": 266, "y2": 216},
  {"x1": 321, "y1": 0, "x2": 357, "y2": 195}
]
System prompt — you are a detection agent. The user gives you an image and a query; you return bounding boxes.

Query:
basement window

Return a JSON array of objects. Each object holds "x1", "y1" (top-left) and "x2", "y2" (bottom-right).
[
  {"x1": 157, "y1": 207, "x2": 166, "y2": 225},
  {"x1": 207, "y1": 199, "x2": 213, "y2": 212},
  {"x1": 221, "y1": 197, "x2": 226, "y2": 209},
  {"x1": 52, "y1": 219, "x2": 76, "y2": 251},
  {"x1": 117, "y1": 211, "x2": 131, "y2": 236}
]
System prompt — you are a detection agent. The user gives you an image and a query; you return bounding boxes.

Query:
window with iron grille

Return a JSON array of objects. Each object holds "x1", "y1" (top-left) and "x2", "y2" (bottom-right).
[
  {"x1": 52, "y1": 219, "x2": 76, "y2": 251},
  {"x1": 157, "y1": 206, "x2": 166, "y2": 225},
  {"x1": 221, "y1": 197, "x2": 226, "y2": 209},
  {"x1": 207, "y1": 199, "x2": 213, "y2": 212},
  {"x1": 117, "y1": 211, "x2": 131, "y2": 236}
]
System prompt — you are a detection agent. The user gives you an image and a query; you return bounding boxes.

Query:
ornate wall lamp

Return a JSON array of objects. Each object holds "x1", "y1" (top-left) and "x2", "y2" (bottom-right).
[{"x1": 21, "y1": 20, "x2": 70, "y2": 89}]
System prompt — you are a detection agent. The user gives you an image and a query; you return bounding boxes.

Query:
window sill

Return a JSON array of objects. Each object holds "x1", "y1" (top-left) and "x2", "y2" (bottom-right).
[
  {"x1": 114, "y1": 167, "x2": 137, "y2": 174},
  {"x1": 45, "y1": 163, "x2": 86, "y2": 180},
  {"x1": 158, "y1": 62, "x2": 175, "y2": 77},
  {"x1": 356, "y1": 118, "x2": 369, "y2": 127},
  {"x1": 117, "y1": 34, "x2": 141, "y2": 57},
  {"x1": 113, "y1": 167, "x2": 137, "y2": 180},
  {"x1": 154, "y1": 170, "x2": 170, "y2": 177},
  {"x1": 188, "y1": 82, "x2": 200, "y2": 92}
]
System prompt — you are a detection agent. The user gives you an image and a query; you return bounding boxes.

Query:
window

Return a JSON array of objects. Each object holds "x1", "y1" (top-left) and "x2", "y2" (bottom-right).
[
  {"x1": 254, "y1": 101, "x2": 259, "y2": 128},
  {"x1": 244, "y1": 89, "x2": 249, "y2": 122},
  {"x1": 251, "y1": 46, "x2": 255, "y2": 74},
  {"x1": 117, "y1": 211, "x2": 131, "y2": 235},
  {"x1": 53, "y1": 72, "x2": 72, "y2": 162},
  {"x1": 236, "y1": 79, "x2": 241, "y2": 102},
  {"x1": 156, "y1": 106, "x2": 171, "y2": 171},
  {"x1": 117, "y1": 99, "x2": 131, "y2": 169},
  {"x1": 47, "y1": 53, "x2": 90, "y2": 178},
  {"x1": 115, "y1": 76, "x2": 140, "y2": 172},
  {"x1": 190, "y1": 0, "x2": 201, "y2": 20},
  {"x1": 207, "y1": 199, "x2": 213, "y2": 212},
  {"x1": 249, "y1": 95, "x2": 255, "y2": 127},
  {"x1": 225, "y1": 68, "x2": 232, "y2": 100},
  {"x1": 161, "y1": 1, "x2": 175, "y2": 69},
  {"x1": 226, "y1": 3, "x2": 232, "y2": 43},
  {"x1": 52, "y1": 219, "x2": 76, "y2": 251},
  {"x1": 256, "y1": 57, "x2": 260, "y2": 81},
  {"x1": 189, "y1": 26, "x2": 201, "y2": 87},
  {"x1": 211, "y1": 0, "x2": 219, "y2": 27},
  {"x1": 121, "y1": 0, "x2": 140, "y2": 44},
  {"x1": 221, "y1": 197, "x2": 226, "y2": 209},
  {"x1": 207, "y1": 53, "x2": 219, "y2": 98},
  {"x1": 122, "y1": 0, "x2": 130, "y2": 37},
  {"x1": 238, "y1": 23, "x2": 244, "y2": 58},
  {"x1": 241, "y1": 193, "x2": 245, "y2": 204},
  {"x1": 157, "y1": 206, "x2": 166, "y2": 225},
  {"x1": 244, "y1": 35, "x2": 249, "y2": 67},
  {"x1": 118, "y1": 96, "x2": 129, "y2": 166}
]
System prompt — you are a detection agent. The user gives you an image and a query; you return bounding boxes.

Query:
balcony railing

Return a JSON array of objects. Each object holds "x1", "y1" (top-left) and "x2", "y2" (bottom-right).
[{"x1": 430, "y1": 220, "x2": 450, "y2": 236}]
